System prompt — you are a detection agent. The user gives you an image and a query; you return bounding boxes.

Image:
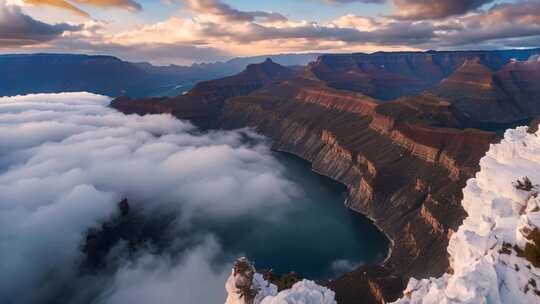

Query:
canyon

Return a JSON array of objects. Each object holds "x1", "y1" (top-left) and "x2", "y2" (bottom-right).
[{"x1": 111, "y1": 49, "x2": 540, "y2": 304}]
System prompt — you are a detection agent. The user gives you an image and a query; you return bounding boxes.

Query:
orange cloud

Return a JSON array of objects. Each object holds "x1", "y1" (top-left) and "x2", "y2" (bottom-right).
[
  {"x1": 23, "y1": 0, "x2": 141, "y2": 18},
  {"x1": 24, "y1": 0, "x2": 90, "y2": 17},
  {"x1": 72, "y1": 0, "x2": 141, "y2": 12}
]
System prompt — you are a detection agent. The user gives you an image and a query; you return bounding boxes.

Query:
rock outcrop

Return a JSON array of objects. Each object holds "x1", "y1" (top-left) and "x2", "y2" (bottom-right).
[{"x1": 225, "y1": 258, "x2": 336, "y2": 304}]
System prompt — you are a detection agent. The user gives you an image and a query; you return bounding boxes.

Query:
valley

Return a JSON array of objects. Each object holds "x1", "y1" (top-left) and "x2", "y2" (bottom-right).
[{"x1": 112, "y1": 49, "x2": 540, "y2": 303}]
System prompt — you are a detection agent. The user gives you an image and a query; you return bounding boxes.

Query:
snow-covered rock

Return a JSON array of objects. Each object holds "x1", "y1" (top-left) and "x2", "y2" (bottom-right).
[
  {"x1": 224, "y1": 258, "x2": 336, "y2": 304},
  {"x1": 528, "y1": 54, "x2": 540, "y2": 63},
  {"x1": 259, "y1": 280, "x2": 336, "y2": 304},
  {"x1": 393, "y1": 126, "x2": 540, "y2": 304}
]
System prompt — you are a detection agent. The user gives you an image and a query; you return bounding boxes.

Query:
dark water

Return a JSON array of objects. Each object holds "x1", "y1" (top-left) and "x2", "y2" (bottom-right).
[
  {"x1": 476, "y1": 118, "x2": 533, "y2": 136},
  {"x1": 204, "y1": 152, "x2": 389, "y2": 280}
]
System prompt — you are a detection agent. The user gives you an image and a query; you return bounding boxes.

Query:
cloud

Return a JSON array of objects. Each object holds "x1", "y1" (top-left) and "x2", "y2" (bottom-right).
[
  {"x1": 325, "y1": 0, "x2": 385, "y2": 3},
  {"x1": 49, "y1": 37, "x2": 232, "y2": 65},
  {"x1": 184, "y1": 0, "x2": 287, "y2": 23},
  {"x1": 24, "y1": 0, "x2": 90, "y2": 17},
  {"x1": 6, "y1": 0, "x2": 540, "y2": 63},
  {"x1": 0, "y1": 92, "x2": 300, "y2": 304},
  {"x1": 96, "y1": 237, "x2": 230, "y2": 304},
  {"x1": 0, "y1": 1, "x2": 81, "y2": 47},
  {"x1": 392, "y1": 0, "x2": 496, "y2": 20},
  {"x1": 23, "y1": 0, "x2": 142, "y2": 17},
  {"x1": 432, "y1": 0, "x2": 540, "y2": 48},
  {"x1": 72, "y1": 0, "x2": 141, "y2": 11}
]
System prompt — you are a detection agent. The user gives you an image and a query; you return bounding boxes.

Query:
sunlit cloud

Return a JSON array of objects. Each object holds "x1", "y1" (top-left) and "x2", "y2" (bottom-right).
[
  {"x1": 22, "y1": 0, "x2": 141, "y2": 18},
  {"x1": 0, "y1": 1, "x2": 81, "y2": 47},
  {"x1": 2, "y1": 0, "x2": 540, "y2": 64}
]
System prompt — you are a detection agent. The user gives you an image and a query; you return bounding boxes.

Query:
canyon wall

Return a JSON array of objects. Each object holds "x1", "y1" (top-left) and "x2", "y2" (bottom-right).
[{"x1": 218, "y1": 82, "x2": 496, "y2": 303}]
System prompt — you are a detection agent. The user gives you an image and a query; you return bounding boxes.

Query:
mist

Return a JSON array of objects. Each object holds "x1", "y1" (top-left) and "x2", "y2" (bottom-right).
[{"x1": 0, "y1": 92, "x2": 301, "y2": 304}]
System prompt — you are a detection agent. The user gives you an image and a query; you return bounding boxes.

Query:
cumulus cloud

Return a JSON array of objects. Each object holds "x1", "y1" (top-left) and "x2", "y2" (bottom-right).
[
  {"x1": 392, "y1": 0, "x2": 496, "y2": 20},
  {"x1": 4, "y1": 0, "x2": 540, "y2": 63},
  {"x1": 0, "y1": 0, "x2": 81, "y2": 47},
  {"x1": 92, "y1": 0, "x2": 539, "y2": 61},
  {"x1": 433, "y1": 0, "x2": 540, "y2": 48},
  {"x1": 185, "y1": 0, "x2": 287, "y2": 23},
  {"x1": 0, "y1": 92, "x2": 300, "y2": 304}
]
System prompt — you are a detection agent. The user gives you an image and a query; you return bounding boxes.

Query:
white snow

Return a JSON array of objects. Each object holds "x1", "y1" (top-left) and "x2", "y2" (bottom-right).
[
  {"x1": 393, "y1": 126, "x2": 540, "y2": 304},
  {"x1": 259, "y1": 280, "x2": 337, "y2": 304},
  {"x1": 528, "y1": 55, "x2": 540, "y2": 63}
]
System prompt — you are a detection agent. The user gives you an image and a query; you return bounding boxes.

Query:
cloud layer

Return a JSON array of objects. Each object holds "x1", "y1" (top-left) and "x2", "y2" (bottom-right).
[
  {"x1": 3, "y1": 0, "x2": 540, "y2": 64},
  {"x1": 0, "y1": 92, "x2": 300, "y2": 304}
]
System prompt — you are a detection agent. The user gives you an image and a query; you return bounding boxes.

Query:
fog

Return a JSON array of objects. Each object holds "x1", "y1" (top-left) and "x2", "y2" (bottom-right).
[{"x1": 0, "y1": 92, "x2": 301, "y2": 304}]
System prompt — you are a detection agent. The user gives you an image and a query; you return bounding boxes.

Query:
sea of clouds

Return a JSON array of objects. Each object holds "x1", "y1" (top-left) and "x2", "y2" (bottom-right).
[{"x1": 0, "y1": 92, "x2": 301, "y2": 304}]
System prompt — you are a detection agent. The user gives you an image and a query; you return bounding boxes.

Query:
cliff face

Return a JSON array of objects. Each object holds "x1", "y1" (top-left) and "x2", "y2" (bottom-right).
[
  {"x1": 309, "y1": 49, "x2": 540, "y2": 100},
  {"x1": 218, "y1": 77, "x2": 496, "y2": 302},
  {"x1": 432, "y1": 57, "x2": 540, "y2": 123}
]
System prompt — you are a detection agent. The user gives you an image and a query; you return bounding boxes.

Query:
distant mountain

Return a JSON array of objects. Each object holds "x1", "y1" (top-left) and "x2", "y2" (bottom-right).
[
  {"x1": 0, "y1": 53, "x2": 320, "y2": 98},
  {"x1": 112, "y1": 58, "x2": 296, "y2": 128},
  {"x1": 310, "y1": 49, "x2": 540, "y2": 100}
]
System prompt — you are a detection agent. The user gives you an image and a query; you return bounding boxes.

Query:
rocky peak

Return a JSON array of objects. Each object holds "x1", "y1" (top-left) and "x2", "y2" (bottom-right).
[{"x1": 243, "y1": 58, "x2": 293, "y2": 81}]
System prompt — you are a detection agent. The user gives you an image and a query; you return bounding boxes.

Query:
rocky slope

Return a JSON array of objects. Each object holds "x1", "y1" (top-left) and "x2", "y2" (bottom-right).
[
  {"x1": 309, "y1": 49, "x2": 540, "y2": 100},
  {"x1": 432, "y1": 56, "x2": 540, "y2": 123},
  {"x1": 110, "y1": 49, "x2": 540, "y2": 303},
  {"x1": 112, "y1": 58, "x2": 296, "y2": 128},
  {"x1": 393, "y1": 125, "x2": 540, "y2": 304}
]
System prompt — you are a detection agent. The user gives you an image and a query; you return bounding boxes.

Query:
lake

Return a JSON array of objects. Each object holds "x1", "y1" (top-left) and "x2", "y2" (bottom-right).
[{"x1": 200, "y1": 151, "x2": 389, "y2": 279}]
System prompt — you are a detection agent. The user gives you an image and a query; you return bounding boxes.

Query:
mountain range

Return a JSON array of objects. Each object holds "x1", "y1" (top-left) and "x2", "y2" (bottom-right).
[{"x1": 0, "y1": 53, "x2": 319, "y2": 98}]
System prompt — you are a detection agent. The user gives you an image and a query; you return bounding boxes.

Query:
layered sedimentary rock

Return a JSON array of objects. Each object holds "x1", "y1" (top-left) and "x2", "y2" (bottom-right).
[
  {"x1": 432, "y1": 56, "x2": 540, "y2": 123},
  {"x1": 310, "y1": 49, "x2": 540, "y2": 100},
  {"x1": 110, "y1": 49, "x2": 540, "y2": 304}
]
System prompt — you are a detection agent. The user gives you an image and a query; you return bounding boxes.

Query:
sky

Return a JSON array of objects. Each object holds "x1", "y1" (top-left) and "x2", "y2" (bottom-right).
[{"x1": 0, "y1": 0, "x2": 539, "y2": 65}]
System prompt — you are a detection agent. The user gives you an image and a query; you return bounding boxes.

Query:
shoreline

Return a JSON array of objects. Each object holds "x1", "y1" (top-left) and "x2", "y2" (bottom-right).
[{"x1": 273, "y1": 147, "x2": 395, "y2": 275}]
